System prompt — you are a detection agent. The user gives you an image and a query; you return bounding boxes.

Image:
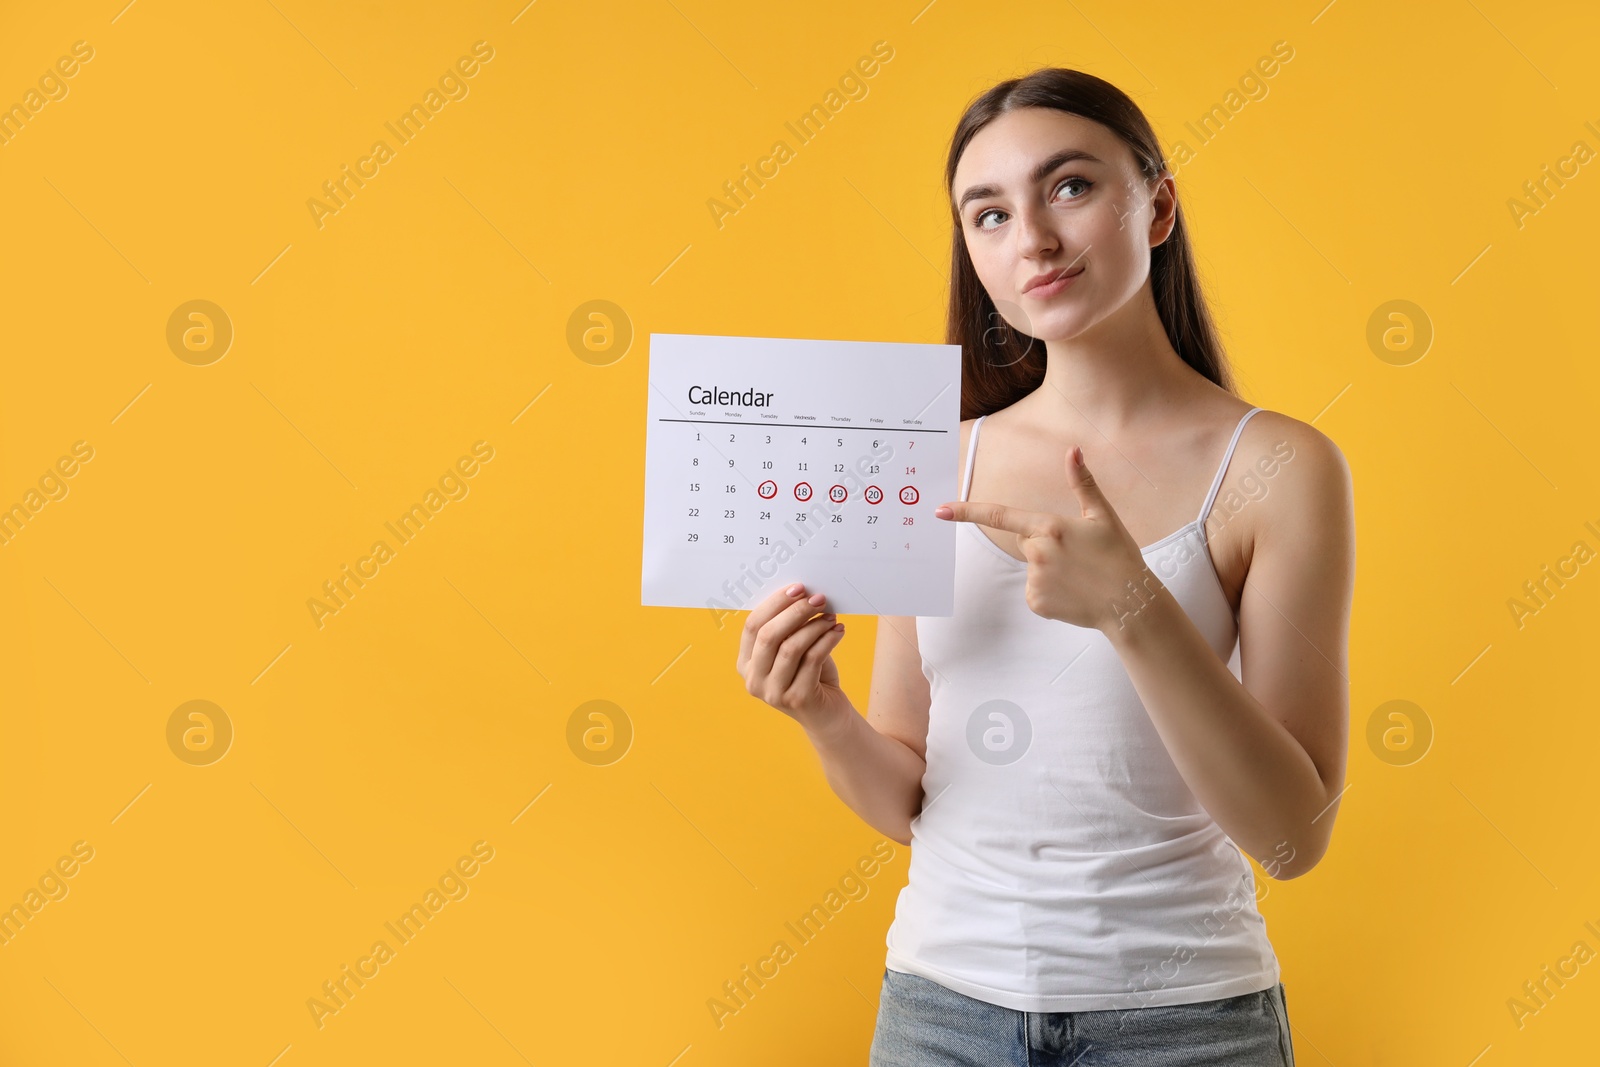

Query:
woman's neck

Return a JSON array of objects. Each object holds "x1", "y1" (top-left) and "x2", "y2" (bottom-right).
[{"x1": 1026, "y1": 284, "x2": 1208, "y2": 434}]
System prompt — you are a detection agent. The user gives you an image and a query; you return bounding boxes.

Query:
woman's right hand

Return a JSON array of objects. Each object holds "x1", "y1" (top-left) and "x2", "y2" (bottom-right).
[{"x1": 737, "y1": 582, "x2": 852, "y2": 735}]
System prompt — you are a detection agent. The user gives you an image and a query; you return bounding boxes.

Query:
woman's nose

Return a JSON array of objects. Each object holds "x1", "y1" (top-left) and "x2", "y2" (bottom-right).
[{"x1": 1013, "y1": 203, "x2": 1060, "y2": 256}]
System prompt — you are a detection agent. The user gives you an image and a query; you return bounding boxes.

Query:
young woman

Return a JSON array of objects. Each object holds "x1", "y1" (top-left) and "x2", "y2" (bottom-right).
[{"x1": 736, "y1": 68, "x2": 1353, "y2": 1065}]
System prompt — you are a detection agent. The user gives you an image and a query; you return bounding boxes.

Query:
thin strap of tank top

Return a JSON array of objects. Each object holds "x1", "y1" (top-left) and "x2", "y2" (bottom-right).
[
  {"x1": 1196, "y1": 406, "x2": 1264, "y2": 533},
  {"x1": 960, "y1": 415, "x2": 987, "y2": 502}
]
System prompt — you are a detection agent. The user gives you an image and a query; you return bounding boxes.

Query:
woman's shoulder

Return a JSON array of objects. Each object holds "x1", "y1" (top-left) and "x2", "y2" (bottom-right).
[
  {"x1": 1228, "y1": 403, "x2": 1354, "y2": 557},
  {"x1": 1234, "y1": 404, "x2": 1350, "y2": 482}
]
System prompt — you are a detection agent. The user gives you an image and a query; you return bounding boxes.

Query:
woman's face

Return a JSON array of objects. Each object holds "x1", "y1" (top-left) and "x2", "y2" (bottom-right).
[{"x1": 950, "y1": 106, "x2": 1174, "y2": 345}]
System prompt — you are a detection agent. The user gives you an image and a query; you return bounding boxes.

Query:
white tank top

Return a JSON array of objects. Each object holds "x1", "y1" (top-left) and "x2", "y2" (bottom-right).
[{"x1": 885, "y1": 406, "x2": 1281, "y2": 1012}]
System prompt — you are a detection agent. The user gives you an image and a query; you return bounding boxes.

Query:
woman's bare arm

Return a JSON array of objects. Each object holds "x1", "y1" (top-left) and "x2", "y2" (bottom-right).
[
  {"x1": 801, "y1": 614, "x2": 931, "y2": 845},
  {"x1": 1105, "y1": 415, "x2": 1354, "y2": 879}
]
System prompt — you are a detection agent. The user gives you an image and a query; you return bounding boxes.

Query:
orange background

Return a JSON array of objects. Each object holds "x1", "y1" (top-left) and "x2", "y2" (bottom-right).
[{"x1": 2, "y1": 1, "x2": 1598, "y2": 1064}]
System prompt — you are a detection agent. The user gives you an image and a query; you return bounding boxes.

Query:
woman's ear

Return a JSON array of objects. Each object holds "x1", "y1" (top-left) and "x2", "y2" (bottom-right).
[{"x1": 1149, "y1": 173, "x2": 1178, "y2": 248}]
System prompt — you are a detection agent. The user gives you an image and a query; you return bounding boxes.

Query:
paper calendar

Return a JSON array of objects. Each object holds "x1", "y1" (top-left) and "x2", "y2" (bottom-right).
[{"x1": 641, "y1": 333, "x2": 962, "y2": 618}]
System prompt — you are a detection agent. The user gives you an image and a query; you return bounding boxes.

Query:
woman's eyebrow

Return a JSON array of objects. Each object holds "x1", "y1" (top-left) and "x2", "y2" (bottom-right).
[{"x1": 955, "y1": 148, "x2": 1104, "y2": 211}]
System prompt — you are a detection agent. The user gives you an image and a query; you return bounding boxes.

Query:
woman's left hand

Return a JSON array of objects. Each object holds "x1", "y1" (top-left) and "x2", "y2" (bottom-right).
[{"x1": 933, "y1": 444, "x2": 1158, "y2": 633}]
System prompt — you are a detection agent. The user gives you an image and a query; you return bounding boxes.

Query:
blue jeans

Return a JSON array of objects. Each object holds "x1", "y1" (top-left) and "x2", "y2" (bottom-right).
[{"x1": 870, "y1": 967, "x2": 1295, "y2": 1066}]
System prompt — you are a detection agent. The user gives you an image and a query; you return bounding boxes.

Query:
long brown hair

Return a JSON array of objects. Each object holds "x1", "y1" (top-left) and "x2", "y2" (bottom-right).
[{"x1": 945, "y1": 68, "x2": 1237, "y2": 419}]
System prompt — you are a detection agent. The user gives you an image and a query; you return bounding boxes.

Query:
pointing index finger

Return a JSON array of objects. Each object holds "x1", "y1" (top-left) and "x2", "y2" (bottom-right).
[{"x1": 933, "y1": 500, "x2": 1048, "y2": 536}]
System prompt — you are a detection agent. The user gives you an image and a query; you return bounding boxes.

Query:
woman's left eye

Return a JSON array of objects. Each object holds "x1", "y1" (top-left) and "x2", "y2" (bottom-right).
[{"x1": 1056, "y1": 177, "x2": 1092, "y2": 199}]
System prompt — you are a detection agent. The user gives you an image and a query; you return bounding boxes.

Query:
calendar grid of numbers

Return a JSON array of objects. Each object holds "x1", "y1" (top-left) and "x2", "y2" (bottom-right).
[{"x1": 641, "y1": 333, "x2": 962, "y2": 618}]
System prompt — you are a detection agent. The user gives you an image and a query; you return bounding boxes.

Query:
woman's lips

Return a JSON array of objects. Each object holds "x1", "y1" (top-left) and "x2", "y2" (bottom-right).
[{"x1": 1022, "y1": 266, "x2": 1084, "y2": 299}]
